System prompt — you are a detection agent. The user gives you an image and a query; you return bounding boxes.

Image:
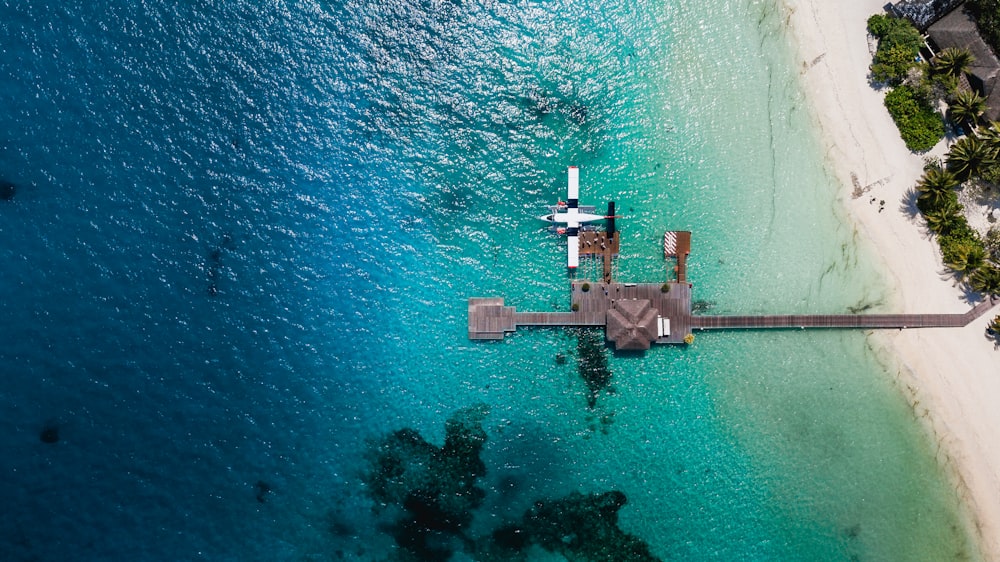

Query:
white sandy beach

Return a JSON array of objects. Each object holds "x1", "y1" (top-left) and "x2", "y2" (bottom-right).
[{"x1": 783, "y1": 0, "x2": 1000, "y2": 559}]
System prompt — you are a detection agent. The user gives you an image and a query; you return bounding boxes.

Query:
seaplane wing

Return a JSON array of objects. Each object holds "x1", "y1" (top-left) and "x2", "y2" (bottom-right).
[{"x1": 539, "y1": 166, "x2": 607, "y2": 269}]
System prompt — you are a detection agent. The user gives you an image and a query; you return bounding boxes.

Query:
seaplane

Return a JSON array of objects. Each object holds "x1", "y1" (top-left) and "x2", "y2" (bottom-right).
[{"x1": 539, "y1": 166, "x2": 616, "y2": 269}]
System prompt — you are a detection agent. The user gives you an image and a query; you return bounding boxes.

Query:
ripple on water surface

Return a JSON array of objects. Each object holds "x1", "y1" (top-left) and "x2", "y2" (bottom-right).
[{"x1": 0, "y1": 0, "x2": 978, "y2": 560}]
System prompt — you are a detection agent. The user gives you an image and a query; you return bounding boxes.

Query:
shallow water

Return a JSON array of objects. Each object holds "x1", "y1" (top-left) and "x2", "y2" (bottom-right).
[{"x1": 0, "y1": 0, "x2": 976, "y2": 560}]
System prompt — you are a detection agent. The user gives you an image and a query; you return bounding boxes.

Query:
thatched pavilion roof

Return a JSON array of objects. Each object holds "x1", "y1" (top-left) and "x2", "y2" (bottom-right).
[
  {"x1": 928, "y1": 8, "x2": 1000, "y2": 71},
  {"x1": 891, "y1": 0, "x2": 964, "y2": 31},
  {"x1": 927, "y1": 7, "x2": 1000, "y2": 121},
  {"x1": 605, "y1": 299, "x2": 658, "y2": 351}
]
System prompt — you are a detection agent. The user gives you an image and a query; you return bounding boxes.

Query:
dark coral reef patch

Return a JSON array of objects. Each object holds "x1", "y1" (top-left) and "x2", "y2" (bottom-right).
[
  {"x1": 485, "y1": 491, "x2": 661, "y2": 562},
  {"x1": 0, "y1": 179, "x2": 16, "y2": 201},
  {"x1": 364, "y1": 404, "x2": 489, "y2": 560},
  {"x1": 363, "y1": 405, "x2": 660, "y2": 561},
  {"x1": 576, "y1": 328, "x2": 613, "y2": 408},
  {"x1": 39, "y1": 422, "x2": 59, "y2": 444}
]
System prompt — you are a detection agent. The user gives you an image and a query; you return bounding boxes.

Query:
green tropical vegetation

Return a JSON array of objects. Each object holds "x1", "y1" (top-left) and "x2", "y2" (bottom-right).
[
  {"x1": 978, "y1": 120, "x2": 1000, "y2": 147},
  {"x1": 931, "y1": 47, "x2": 975, "y2": 78},
  {"x1": 912, "y1": 130, "x2": 1000, "y2": 294},
  {"x1": 916, "y1": 165, "x2": 960, "y2": 209},
  {"x1": 884, "y1": 85, "x2": 946, "y2": 151},
  {"x1": 971, "y1": 265, "x2": 1000, "y2": 294},
  {"x1": 923, "y1": 196, "x2": 964, "y2": 234},
  {"x1": 868, "y1": 13, "x2": 1000, "y2": 296},
  {"x1": 868, "y1": 14, "x2": 925, "y2": 84},
  {"x1": 947, "y1": 134, "x2": 998, "y2": 180},
  {"x1": 986, "y1": 226, "x2": 1000, "y2": 261},
  {"x1": 967, "y1": 0, "x2": 1000, "y2": 56},
  {"x1": 866, "y1": 13, "x2": 895, "y2": 37},
  {"x1": 867, "y1": 14, "x2": 987, "y2": 152},
  {"x1": 942, "y1": 235, "x2": 986, "y2": 278},
  {"x1": 910, "y1": 72, "x2": 959, "y2": 107},
  {"x1": 873, "y1": 45, "x2": 924, "y2": 85},
  {"x1": 977, "y1": 122, "x2": 1000, "y2": 183},
  {"x1": 948, "y1": 88, "x2": 987, "y2": 126},
  {"x1": 988, "y1": 314, "x2": 1000, "y2": 335}
]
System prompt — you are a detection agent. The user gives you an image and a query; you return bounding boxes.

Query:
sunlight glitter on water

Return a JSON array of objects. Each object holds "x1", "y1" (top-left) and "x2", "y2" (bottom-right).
[{"x1": 0, "y1": 0, "x2": 978, "y2": 560}]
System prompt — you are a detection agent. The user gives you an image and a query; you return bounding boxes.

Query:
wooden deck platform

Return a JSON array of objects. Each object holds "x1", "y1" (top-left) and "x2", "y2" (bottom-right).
[
  {"x1": 467, "y1": 227, "x2": 999, "y2": 350},
  {"x1": 664, "y1": 231, "x2": 691, "y2": 282},
  {"x1": 468, "y1": 298, "x2": 516, "y2": 340},
  {"x1": 470, "y1": 282, "x2": 693, "y2": 345},
  {"x1": 578, "y1": 231, "x2": 619, "y2": 284}
]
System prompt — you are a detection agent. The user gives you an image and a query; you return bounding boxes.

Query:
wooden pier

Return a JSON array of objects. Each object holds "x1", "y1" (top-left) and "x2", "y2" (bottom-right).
[
  {"x1": 578, "y1": 231, "x2": 619, "y2": 284},
  {"x1": 469, "y1": 288, "x2": 996, "y2": 349},
  {"x1": 689, "y1": 303, "x2": 995, "y2": 330},
  {"x1": 468, "y1": 230, "x2": 998, "y2": 350},
  {"x1": 663, "y1": 231, "x2": 691, "y2": 283},
  {"x1": 470, "y1": 282, "x2": 694, "y2": 346}
]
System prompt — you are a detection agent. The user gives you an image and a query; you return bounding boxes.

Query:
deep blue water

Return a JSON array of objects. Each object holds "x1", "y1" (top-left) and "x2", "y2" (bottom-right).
[
  {"x1": 0, "y1": 1, "x2": 976, "y2": 561},
  {"x1": 1, "y1": 2, "x2": 396, "y2": 558}
]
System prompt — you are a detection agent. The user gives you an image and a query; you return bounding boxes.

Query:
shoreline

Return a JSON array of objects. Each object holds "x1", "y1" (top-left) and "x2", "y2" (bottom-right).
[{"x1": 782, "y1": 0, "x2": 1000, "y2": 560}]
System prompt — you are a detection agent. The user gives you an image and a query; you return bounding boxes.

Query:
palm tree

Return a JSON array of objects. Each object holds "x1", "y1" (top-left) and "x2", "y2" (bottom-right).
[
  {"x1": 949, "y1": 88, "x2": 987, "y2": 126},
  {"x1": 945, "y1": 243, "x2": 986, "y2": 278},
  {"x1": 916, "y1": 165, "x2": 960, "y2": 207},
  {"x1": 932, "y1": 47, "x2": 975, "y2": 77},
  {"x1": 970, "y1": 265, "x2": 1000, "y2": 296},
  {"x1": 947, "y1": 134, "x2": 998, "y2": 180},
  {"x1": 988, "y1": 314, "x2": 1000, "y2": 335},
  {"x1": 976, "y1": 121, "x2": 1000, "y2": 150},
  {"x1": 924, "y1": 198, "x2": 963, "y2": 233}
]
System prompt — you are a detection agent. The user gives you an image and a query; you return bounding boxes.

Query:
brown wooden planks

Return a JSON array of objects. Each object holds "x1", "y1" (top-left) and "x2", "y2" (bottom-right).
[
  {"x1": 469, "y1": 286, "x2": 997, "y2": 345},
  {"x1": 578, "y1": 231, "x2": 619, "y2": 284},
  {"x1": 688, "y1": 309, "x2": 988, "y2": 330}
]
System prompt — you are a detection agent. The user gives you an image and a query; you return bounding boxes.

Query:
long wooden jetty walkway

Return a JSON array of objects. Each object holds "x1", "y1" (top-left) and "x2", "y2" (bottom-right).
[
  {"x1": 690, "y1": 298, "x2": 996, "y2": 330},
  {"x1": 468, "y1": 228, "x2": 999, "y2": 350},
  {"x1": 469, "y1": 284, "x2": 996, "y2": 349}
]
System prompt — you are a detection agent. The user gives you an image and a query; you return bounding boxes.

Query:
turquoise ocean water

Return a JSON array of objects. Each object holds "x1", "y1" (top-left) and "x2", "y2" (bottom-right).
[{"x1": 0, "y1": 0, "x2": 978, "y2": 560}]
